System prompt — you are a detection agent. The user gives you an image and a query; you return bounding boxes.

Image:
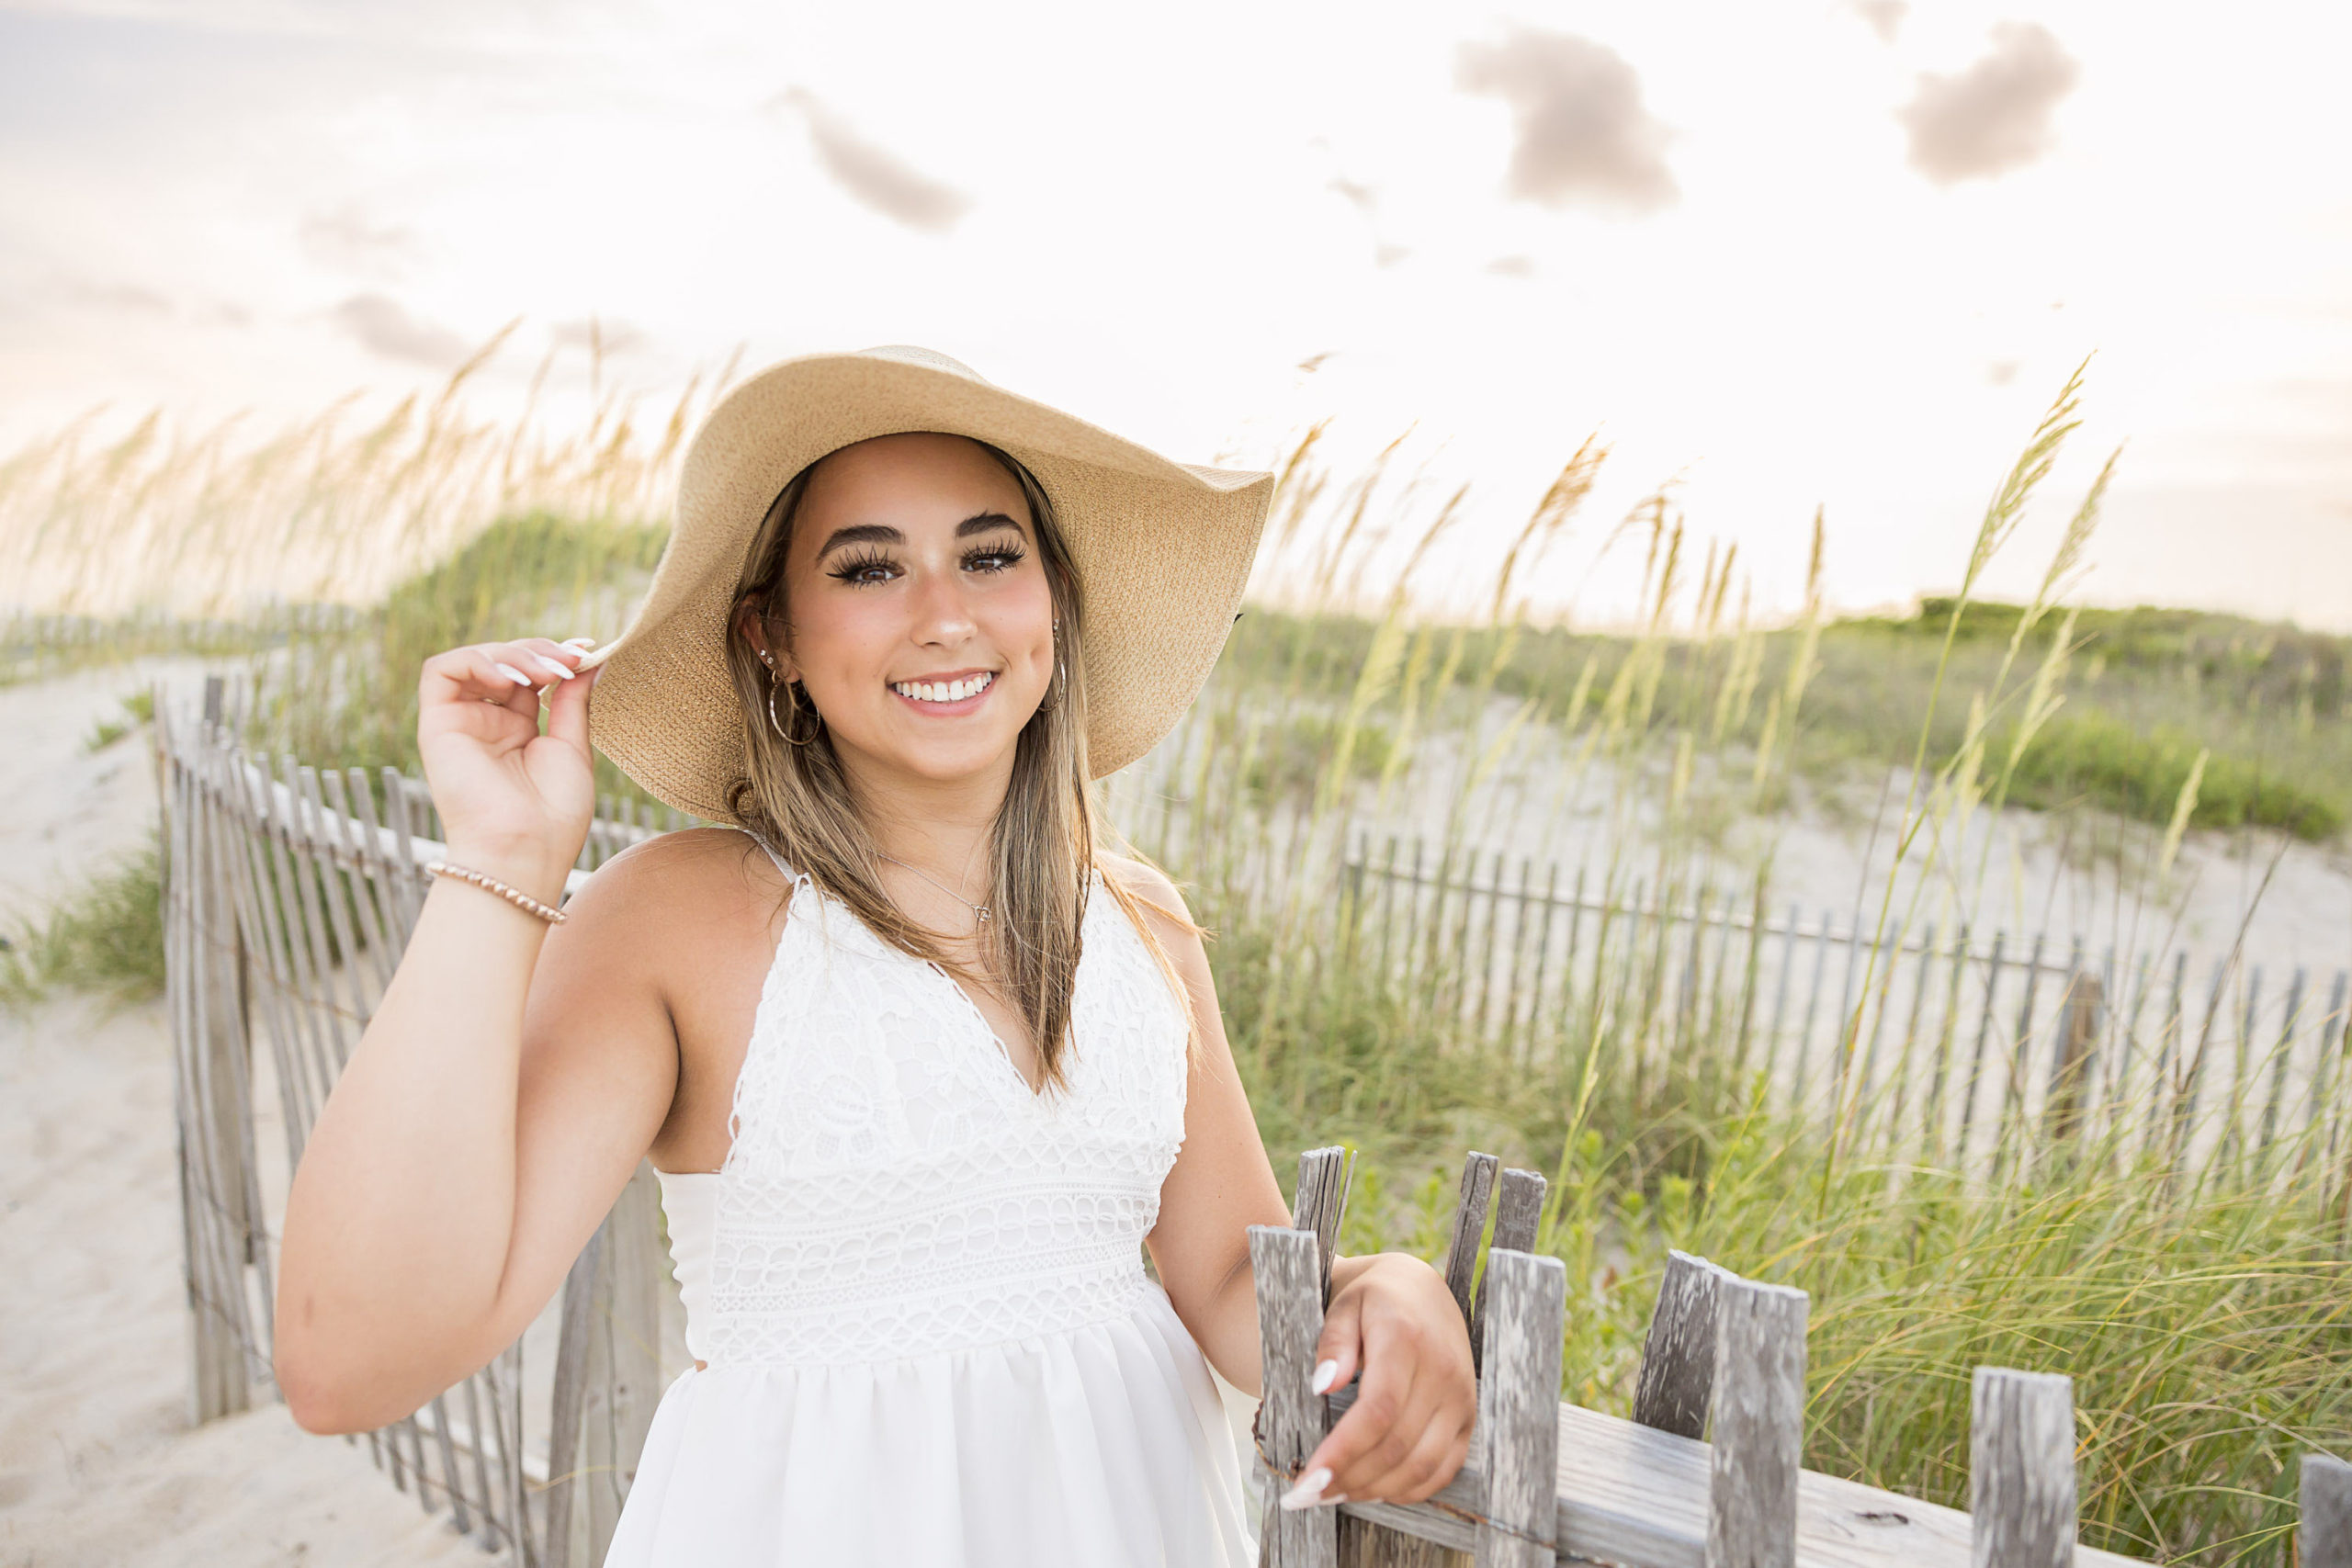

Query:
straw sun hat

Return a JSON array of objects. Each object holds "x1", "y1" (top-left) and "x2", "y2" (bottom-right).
[{"x1": 573, "y1": 345, "x2": 1276, "y2": 823}]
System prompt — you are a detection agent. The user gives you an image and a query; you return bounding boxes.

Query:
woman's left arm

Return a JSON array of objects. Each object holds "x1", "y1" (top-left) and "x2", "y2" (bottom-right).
[{"x1": 1122, "y1": 862, "x2": 1477, "y2": 1511}]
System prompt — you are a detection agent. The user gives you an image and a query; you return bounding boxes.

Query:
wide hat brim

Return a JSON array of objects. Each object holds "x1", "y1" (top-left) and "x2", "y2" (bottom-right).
[{"x1": 576, "y1": 345, "x2": 1274, "y2": 824}]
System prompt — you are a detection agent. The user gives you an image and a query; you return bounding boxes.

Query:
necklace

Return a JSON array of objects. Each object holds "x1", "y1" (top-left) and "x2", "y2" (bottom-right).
[{"x1": 876, "y1": 852, "x2": 992, "y2": 923}]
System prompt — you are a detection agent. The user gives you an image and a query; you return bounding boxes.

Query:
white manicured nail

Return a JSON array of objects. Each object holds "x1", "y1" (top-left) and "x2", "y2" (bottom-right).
[
  {"x1": 1311, "y1": 1359, "x2": 1339, "y2": 1393},
  {"x1": 492, "y1": 661, "x2": 536, "y2": 686},
  {"x1": 532, "y1": 653, "x2": 576, "y2": 679},
  {"x1": 1279, "y1": 1465, "x2": 1332, "y2": 1510},
  {"x1": 560, "y1": 636, "x2": 596, "y2": 649}
]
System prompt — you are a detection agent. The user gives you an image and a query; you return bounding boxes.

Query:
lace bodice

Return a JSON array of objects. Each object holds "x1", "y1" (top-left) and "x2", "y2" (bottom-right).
[{"x1": 688, "y1": 835, "x2": 1193, "y2": 1369}]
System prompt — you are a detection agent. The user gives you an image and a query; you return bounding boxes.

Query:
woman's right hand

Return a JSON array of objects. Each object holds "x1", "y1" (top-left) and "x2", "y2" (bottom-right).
[{"x1": 415, "y1": 635, "x2": 602, "y2": 903}]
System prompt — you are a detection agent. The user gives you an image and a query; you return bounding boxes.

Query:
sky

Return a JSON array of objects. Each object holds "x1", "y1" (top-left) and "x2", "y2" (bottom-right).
[{"x1": 4, "y1": 0, "x2": 2349, "y2": 627}]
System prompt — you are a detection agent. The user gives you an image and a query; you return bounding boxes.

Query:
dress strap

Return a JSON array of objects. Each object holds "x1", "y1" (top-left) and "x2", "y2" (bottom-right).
[{"x1": 728, "y1": 824, "x2": 800, "y2": 885}]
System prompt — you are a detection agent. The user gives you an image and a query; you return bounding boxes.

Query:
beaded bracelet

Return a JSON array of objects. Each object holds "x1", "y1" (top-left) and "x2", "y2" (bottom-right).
[{"x1": 424, "y1": 861, "x2": 569, "y2": 924}]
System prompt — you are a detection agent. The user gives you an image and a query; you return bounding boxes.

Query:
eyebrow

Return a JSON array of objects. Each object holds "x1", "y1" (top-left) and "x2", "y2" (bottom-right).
[{"x1": 814, "y1": 511, "x2": 1027, "y2": 560}]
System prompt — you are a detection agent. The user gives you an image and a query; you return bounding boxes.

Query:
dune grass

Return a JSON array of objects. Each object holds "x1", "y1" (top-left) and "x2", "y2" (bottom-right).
[{"x1": 0, "y1": 829, "x2": 165, "y2": 1011}]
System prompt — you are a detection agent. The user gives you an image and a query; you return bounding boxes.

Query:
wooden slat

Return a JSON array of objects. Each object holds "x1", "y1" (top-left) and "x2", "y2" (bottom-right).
[
  {"x1": 316, "y1": 768, "x2": 395, "y2": 997},
  {"x1": 1971, "y1": 1369, "x2": 2075, "y2": 1568},
  {"x1": 2304, "y1": 1453, "x2": 2352, "y2": 1568},
  {"x1": 1251, "y1": 1223, "x2": 1339, "y2": 1567},
  {"x1": 299, "y1": 766, "x2": 385, "y2": 1021},
  {"x1": 2043, "y1": 973, "x2": 2103, "y2": 1146},
  {"x1": 1476, "y1": 1249, "x2": 1565, "y2": 1568},
  {"x1": 1294, "y1": 1145, "x2": 1354, "y2": 1308},
  {"x1": 193, "y1": 721, "x2": 264, "y2": 1399},
  {"x1": 280, "y1": 756, "x2": 359, "y2": 1073},
  {"x1": 211, "y1": 743, "x2": 320, "y2": 1166},
  {"x1": 1442, "y1": 1152, "x2": 1499, "y2": 1369},
  {"x1": 1886, "y1": 922, "x2": 1938, "y2": 1143},
  {"x1": 1633, "y1": 1251, "x2": 1724, "y2": 1440},
  {"x1": 1470, "y1": 1169, "x2": 1545, "y2": 1368},
  {"x1": 1318, "y1": 1387, "x2": 2145, "y2": 1568},
  {"x1": 457, "y1": 1370, "x2": 504, "y2": 1551},
  {"x1": 1709, "y1": 1278, "x2": 1807, "y2": 1568},
  {"x1": 1961, "y1": 933, "x2": 2008, "y2": 1160},
  {"x1": 1791, "y1": 912, "x2": 1835, "y2": 1112},
  {"x1": 1757, "y1": 901, "x2": 1800, "y2": 1089}
]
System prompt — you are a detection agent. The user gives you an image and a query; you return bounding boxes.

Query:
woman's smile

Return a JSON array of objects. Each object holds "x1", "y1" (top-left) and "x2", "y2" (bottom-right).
[{"x1": 888, "y1": 667, "x2": 998, "y2": 712}]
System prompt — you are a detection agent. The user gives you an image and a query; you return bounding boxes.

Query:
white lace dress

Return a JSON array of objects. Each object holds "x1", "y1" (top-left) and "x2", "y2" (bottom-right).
[{"x1": 600, "y1": 834, "x2": 1256, "y2": 1566}]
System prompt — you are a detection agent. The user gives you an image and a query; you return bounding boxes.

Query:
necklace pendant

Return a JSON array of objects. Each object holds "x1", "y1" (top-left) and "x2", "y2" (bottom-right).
[{"x1": 977, "y1": 907, "x2": 992, "y2": 921}]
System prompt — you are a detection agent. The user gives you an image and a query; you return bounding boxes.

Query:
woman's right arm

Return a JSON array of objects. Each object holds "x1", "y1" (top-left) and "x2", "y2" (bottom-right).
[{"x1": 273, "y1": 636, "x2": 678, "y2": 1436}]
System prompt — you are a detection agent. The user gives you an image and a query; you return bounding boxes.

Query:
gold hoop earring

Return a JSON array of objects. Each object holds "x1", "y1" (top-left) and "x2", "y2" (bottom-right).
[
  {"x1": 1035, "y1": 615, "x2": 1066, "y2": 715},
  {"x1": 1035, "y1": 657, "x2": 1069, "y2": 715},
  {"x1": 767, "y1": 671, "x2": 821, "y2": 746}
]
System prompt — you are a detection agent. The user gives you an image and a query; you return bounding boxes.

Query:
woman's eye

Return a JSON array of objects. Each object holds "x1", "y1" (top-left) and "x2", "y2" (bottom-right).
[
  {"x1": 967, "y1": 546, "x2": 1025, "y2": 573},
  {"x1": 831, "y1": 556, "x2": 899, "y2": 585}
]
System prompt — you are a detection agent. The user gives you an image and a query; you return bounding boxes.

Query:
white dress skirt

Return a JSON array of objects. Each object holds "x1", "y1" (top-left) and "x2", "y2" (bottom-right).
[{"x1": 599, "y1": 835, "x2": 1257, "y2": 1566}]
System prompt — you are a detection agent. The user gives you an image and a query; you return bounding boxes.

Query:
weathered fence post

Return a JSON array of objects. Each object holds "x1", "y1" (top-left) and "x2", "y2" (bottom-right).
[
  {"x1": 1633, "y1": 1249, "x2": 1724, "y2": 1439},
  {"x1": 1251, "y1": 1223, "x2": 1339, "y2": 1568},
  {"x1": 1441, "y1": 1153, "x2": 1498, "y2": 1376},
  {"x1": 165, "y1": 687, "x2": 277, "y2": 1425},
  {"x1": 1475, "y1": 1248, "x2": 1566, "y2": 1568},
  {"x1": 1470, "y1": 1168, "x2": 1547, "y2": 1381},
  {"x1": 1971, "y1": 1368, "x2": 2075, "y2": 1568},
  {"x1": 1295, "y1": 1145, "x2": 1353, "y2": 1308},
  {"x1": 1707, "y1": 1278, "x2": 1806, "y2": 1568},
  {"x1": 2044, "y1": 970, "x2": 2103, "y2": 1145},
  {"x1": 2302, "y1": 1453, "x2": 2352, "y2": 1568}
]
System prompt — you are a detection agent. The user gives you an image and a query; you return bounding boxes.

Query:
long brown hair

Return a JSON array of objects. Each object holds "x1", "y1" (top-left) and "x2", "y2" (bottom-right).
[{"x1": 721, "y1": 435, "x2": 1201, "y2": 1099}]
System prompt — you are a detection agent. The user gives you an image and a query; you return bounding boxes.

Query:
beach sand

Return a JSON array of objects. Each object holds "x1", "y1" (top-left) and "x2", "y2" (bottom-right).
[{"x1": 0, "y1": 990, "x2": 497, "y2": 1568}]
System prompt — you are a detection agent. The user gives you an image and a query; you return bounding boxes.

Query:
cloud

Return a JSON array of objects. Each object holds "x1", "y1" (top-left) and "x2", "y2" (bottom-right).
[
  {"x1": 1897, "y1": 22, "x2": 2079, "y2": 186},
  {"x1": 1851, "y1": 0, "x2": 1905, "y2": 44},
  {"x1": 300, "y1": 207, "x2": 420, "y2": 278},
  {"x1": 1455, "y1": 28, "x2": 1677, "y2": 215},
  {"x1": 772, "y1": 87, "x2": 971, "y2": 233},
  {"x1": 331, "y1": 293, "x2": 468, "y2": 367},
  {"x1": 1328, "y1": 175, "x2": 1377, "y2": 215}
]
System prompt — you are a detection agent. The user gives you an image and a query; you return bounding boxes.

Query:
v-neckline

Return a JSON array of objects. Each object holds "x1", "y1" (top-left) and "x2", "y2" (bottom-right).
[
  {"x1": 793, "y1": 872, "x2": 1057, "y2": 1102},
  {"x1": 919, "y1": 956, "x2": 1045, "y2": 1098}
]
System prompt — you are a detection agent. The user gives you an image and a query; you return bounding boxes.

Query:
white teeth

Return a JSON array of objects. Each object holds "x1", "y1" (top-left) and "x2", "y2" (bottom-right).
[{"x1": 893, "y1": 672, "x2": 993, "y2": 704}]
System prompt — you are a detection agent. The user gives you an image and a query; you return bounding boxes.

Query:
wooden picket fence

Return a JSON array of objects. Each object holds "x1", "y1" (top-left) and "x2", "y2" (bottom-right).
[
  {"x1": 1340, "y1": 835, "x2": 2352, "y2": 1181},
  {"x1": 1254, "y1": 1145, "x2": 2352, "y2": 1567},
  {"x1": 157, "y1": 678, "x2": 675, "y2": 1567},
  {"x1": 155, "y1": 679, "x2": 2352, "y2": 1567}
]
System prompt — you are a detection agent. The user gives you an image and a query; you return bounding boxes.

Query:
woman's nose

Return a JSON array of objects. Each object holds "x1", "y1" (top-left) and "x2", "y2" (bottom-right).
[{"x1": 908, "y1": 564, "x2": 978, "y2": 643}]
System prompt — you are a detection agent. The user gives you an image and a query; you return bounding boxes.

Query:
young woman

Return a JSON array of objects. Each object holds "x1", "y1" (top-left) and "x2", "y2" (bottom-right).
[{"x1": 272, "y1": 345, "x2": 1476, "y2": 1565}]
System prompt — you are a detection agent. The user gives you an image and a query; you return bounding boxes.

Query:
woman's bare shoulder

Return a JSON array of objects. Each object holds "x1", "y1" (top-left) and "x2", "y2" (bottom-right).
[
  {"x1": 1096, "y1": 849, "x2": 1188, "y2": 910},
  {"x1": 1094, "y1": 851, "x2": 1206, "y2": 960},
  {"x1": 553, "y1": 826, "x2": 789, "y2": 964}
]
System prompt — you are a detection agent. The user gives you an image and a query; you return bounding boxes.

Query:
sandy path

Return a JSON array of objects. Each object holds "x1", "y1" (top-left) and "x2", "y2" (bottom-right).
[{"x1": 0, "y1": 992, "x2": 494, "y2": 1567}]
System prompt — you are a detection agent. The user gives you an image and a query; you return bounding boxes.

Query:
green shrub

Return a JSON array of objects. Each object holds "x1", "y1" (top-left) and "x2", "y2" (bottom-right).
[{"x1": 2007, "y1": 710, "x2": 2341, "y2": 840}]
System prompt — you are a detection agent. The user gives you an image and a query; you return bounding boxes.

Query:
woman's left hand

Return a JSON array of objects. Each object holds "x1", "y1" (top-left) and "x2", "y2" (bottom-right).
[{"x1": 1279, "y1": 1252, "x2": 1476, "y2": 1510}]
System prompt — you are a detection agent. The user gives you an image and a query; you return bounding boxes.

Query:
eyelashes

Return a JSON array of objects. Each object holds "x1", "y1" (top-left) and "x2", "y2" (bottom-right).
[{"x1": 826, "y1": 541, "x2": 1028, "y2": 586}]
